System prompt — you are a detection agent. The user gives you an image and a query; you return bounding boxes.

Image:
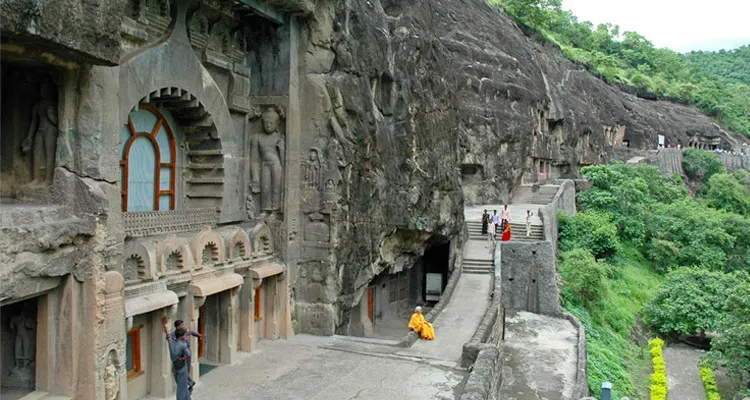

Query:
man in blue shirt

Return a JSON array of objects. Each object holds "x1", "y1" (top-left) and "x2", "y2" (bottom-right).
[
  {"x1": 167, "y1": 329, "x2": 191, "y2": 400},
  {"x1": 162, "y1": 316, "x2": 203, "y2": 392}
]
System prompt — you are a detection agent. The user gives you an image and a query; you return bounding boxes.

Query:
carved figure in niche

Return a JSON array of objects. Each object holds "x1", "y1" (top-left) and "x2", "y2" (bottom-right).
[
  {"x1": 301, "y1": 188, "x2": 321, "y2": 214},
  {"x1": 323, "y1": 138, "x2": 345, "y2": 190},
  {"x1": 303, "y1": 148, "x2": 322, "y2": 189},
  {"x1": 21, "y1": 80, "x2": 58, "y2": 185},
  {"x1": 322, "y1": 179, "x2": 340, "y2": 214},
  {"x1": 245, "y1": 194, "x2": 257, "y2": 220},
  {"x1": 250, "y1": 107, "x2": 285, "y2": 212},
  {"x1": 104, "y1": 350, "x2": 120, "y2": 400},
  {"x1": 305, "y1": 213, "x2": 330, "y2": 242},
  {"x1": 9, "y1": 304, "x2": 35, "y2": 377}
]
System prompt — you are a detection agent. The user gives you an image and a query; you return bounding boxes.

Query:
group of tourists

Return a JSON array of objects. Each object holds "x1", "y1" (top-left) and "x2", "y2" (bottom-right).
[{"x1": 481, "y1": 206, "x2": 535, "y2": 248}]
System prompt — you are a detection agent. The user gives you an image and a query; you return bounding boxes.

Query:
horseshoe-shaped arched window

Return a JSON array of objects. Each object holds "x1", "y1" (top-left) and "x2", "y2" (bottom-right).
[{"x1": 120, "y1": 105, "x2": 177, "y2": 212}]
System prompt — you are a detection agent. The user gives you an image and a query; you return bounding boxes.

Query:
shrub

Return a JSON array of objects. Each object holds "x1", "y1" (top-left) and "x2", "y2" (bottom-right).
[
  {"x1": 559, "y1": 249, "x2": 605, "y2": 307},
  {"x1": 645, "y1": 239, "x2": 679, "y2": 273},
  {"x1": 648, "y1": 338, "x2": 667, "y2": 400},
  {"x1": 643, "y1": 268, "x2": 738, "y2": 337},
  {"x1": 701, "y1": 172, "x2": 750, "y2": 217},
  {"x1": 683, "y1": 148, "x2": 725, "y2": 184},
  {"x1": 699, "y1": 365, "x2": 721, "y2": 400},
  {"x1": 559, "y1": 211, "x2": 621, "y2": 258}
]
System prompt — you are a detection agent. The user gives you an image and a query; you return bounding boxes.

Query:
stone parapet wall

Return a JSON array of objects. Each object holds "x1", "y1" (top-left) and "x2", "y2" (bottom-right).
[{"x1": 564, "y1": 312, "x2": 590, "y2": 399}]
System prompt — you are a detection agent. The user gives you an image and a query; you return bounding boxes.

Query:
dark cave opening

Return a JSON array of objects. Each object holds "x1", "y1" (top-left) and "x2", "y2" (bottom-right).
[{"x1": 422, "y1": 241, "x2": 450, "y2": 304}]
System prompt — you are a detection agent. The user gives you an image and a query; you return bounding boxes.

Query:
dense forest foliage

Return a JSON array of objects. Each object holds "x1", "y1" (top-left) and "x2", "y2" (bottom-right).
[
  {"x1": 487, "y1": 0, "x2": 750, "y2": 137},
  {"x1": 557, "y1": 153, "x2": 750, "y2": 399}
]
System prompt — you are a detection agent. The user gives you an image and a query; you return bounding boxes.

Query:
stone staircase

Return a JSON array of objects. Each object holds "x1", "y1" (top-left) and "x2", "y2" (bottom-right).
[
  {"x1": 466, "y1": 220, "x2": 544, "y2": 243},
  {"x1": 463, "y1": 256, "x2": 494, "y2": 274}
]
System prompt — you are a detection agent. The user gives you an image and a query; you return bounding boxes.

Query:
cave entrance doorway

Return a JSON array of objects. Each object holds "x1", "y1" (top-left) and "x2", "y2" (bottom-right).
[
  {"x1": 1, "y1": 298, "x2": 39, "y2": 400},
  {"x1": 422, "y1": 242, "x2": 450, "y2": 303}
]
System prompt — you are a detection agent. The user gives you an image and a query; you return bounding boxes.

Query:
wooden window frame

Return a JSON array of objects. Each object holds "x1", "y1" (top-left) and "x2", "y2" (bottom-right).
[
  {"x1": 198, "y1": 305, "x2": 205, "y2": 358},
  {"x1": 254, "y1": 286, "x2": 263, "y2": 321},
  {"x1": 126, "y1": 325, "x2": 143, "y2": 380},
  {"x1": 120, "y1": 104, "x2": 177, "y2": 212}
]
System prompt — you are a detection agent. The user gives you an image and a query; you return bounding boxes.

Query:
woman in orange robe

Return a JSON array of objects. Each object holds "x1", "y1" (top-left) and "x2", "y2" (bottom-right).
[
  {"x1": 408, "y1": 306, "x2": 435, "y2": 340},
  {"x1": 501, "y1": 222, "x2": 511, "y2": 241}
]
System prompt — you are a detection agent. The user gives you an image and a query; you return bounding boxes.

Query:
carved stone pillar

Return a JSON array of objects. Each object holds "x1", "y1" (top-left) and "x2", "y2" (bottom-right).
[
  {"x1": 185, "y1": 294, "x2": 205, "y2": 385},
  {"x1": 238, "y1": 276, "x2": 256, "y2": 352},
  {"x1": 220, "y1": 287, "x2": 240, "y2": 364},
  {"x1": 278, "y1": 272, "x2": 292, "y2": 339},
  {"x1": 150, "y1": 305, "x2": 176, "y2": 398}
]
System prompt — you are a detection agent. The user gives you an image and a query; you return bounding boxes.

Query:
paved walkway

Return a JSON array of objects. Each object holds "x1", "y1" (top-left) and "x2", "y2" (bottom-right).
[
  {"x1": 192, "y1": 335, "x2": 464, "y2": 400},
  {"x1": 498, "y1": 311, "x2": 579, "y2": 400},
  {"x1": 663, "y1": 344, "x2": 708, "y2": 400},
  {"x1": 398, "y1": 273, "x2": 492, "y2": 364}
]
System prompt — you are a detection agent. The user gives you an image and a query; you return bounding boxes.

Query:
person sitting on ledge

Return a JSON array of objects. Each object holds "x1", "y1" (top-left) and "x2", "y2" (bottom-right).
[{"x1": 408, "y1": 306, "x2": 435, "y2": 340}]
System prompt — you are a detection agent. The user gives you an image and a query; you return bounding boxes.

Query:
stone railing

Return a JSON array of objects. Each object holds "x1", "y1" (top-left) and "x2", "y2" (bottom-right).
[
  {"x1": 123, "y1": 208, "x2": 218, "y2": 237},
  {"x1": 564, "y1": 312, "x2": 590, "y2": 400},
  {"x1": 460, "y1": 180, "x2": 585, "y2": 400},
  {"x1": 459, "y1": 243, "x2": 503, "y2": 400}
]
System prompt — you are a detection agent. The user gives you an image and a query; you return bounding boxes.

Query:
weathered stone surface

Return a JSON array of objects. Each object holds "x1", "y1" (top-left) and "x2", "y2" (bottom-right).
[
  {"x1": 294, "y1": 0, "x2": 748, "y2": 332},
  {"x1": 0, "y1": 0, "x2": 125, "y2": 64}
]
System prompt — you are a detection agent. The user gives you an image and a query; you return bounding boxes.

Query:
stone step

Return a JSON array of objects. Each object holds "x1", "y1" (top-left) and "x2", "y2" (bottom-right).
[
  {"x1": 463, "y1": 260, "x2": 493, "y2": 266},
  {"x1": 186, "y1": 177, "x2": 224, "y2": 184},
  {"x1": 463, "y1": 267, "x2": 492, "y2": 275},
  {"x1": 186, "y1": 192, "x2": 223, "y2": 198},
  {"x1": 188, "y1": 163, "x2": 224, "y2": 170},
  {"x1": 187, "y1": 149, "x2": 223, "y2": 156}
]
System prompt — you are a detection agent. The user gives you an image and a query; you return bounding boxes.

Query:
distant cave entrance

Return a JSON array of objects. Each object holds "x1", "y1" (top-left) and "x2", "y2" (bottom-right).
[
  {"x1": 422, "y1": 241, "x2": 450, "y2": 303},
  {"x1": 347, "y1": 239, "x2": 452, "y2": 340}
]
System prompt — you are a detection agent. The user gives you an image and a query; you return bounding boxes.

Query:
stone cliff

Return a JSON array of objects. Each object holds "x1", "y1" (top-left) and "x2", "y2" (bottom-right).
[{"x1": 295, "y1": 0, "x2": 748, "y2": 333}]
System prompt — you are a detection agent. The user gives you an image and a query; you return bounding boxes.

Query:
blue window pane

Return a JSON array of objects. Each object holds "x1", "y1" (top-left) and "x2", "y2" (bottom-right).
[
  {"x1": 127, "y1": 137, "x2": 156, "y2": 212},
  {"x1": 155, "y1": 126, "x2": 172, "y2": 163},
  {"x1": 126, "y1": 334, "x2": 134, "y2": 371}
]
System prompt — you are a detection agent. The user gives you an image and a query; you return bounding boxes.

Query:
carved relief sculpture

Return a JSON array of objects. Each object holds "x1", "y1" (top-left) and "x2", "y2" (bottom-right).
[
  {"x1": 21, "y1": 81, "x2": 58, "y2": 185},
  {"x1": 104, "y1": 350, "x2": 121, "y2": 400},
  {"x1": 250, "y1": 107, "x2": 285, "y2": 213},
  {"x1": 9, "y1": 304, "x2": 35, "y2": 379},
  {"x1": 304, "y1": 213, "x2": 330, "y2": 243},
  {"x1": 245, "y1": 194, "x2": 257, "y2": 220}
]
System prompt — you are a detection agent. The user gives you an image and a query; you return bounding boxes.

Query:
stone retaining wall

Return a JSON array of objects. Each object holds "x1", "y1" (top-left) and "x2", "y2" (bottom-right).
[
  {"x1": 564, "y1": 312, "x2": 590, "y2": 399},
  {"x1": 459, "y1": 181, "x2": 586, "y2": 399}
]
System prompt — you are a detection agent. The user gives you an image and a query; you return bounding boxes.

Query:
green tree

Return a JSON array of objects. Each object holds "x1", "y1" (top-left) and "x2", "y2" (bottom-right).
[
  {"x1": 702, "y1": 173, "x2": 750, "y2": 216},
  {"x1": 559, "y1": 211, "x2": 620, "y2": 258},
  {"x1": 710, "y1": 277, "x2": 750, "y2": 393},
  {"x1": 683, "y1": 148, "x2": 726, "y2": 184},
  {"x1": 643, "y1": 268, "x2": 740, "y2": 337},
  {"x1": 559, "y1": 249, "x2": 605, "y2": 307}
]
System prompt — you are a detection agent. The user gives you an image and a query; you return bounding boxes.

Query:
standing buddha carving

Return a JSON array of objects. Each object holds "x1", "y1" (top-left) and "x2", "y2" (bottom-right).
[{"x1": 250, "y1": 107, "x2": 285, "y2": 212}]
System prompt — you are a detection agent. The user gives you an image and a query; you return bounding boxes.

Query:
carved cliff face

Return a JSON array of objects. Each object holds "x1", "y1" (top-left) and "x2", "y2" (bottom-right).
[{"x1": 294, "y1": 0, "x2": 747, "y2": 332}]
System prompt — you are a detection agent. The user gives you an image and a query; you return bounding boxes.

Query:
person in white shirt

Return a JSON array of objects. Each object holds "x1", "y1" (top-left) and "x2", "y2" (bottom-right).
[
  {"x1": 501, "y1": 205, "x2": 511, "y2": 231},
  {"x1": 526, "y1": 210, "x2": 534, "y2": 237},
  {"x1": 487, "y1": 217, "x2": 496, "y2": 249}
]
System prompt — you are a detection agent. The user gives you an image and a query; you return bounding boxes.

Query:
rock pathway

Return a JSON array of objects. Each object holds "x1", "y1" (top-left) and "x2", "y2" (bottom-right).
[
  {"x1": 663, "y1": 344, "x2": 708, "y2": 400},
  {"x1": 191, "y1": 336, "x2": 464, "y2": 400},
  {"x1": 397, "y1": 273, "x2": 492, "y2": 364},
  {"x1": 497, "y1": 311, "x2": 579, "y2": 400}
]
